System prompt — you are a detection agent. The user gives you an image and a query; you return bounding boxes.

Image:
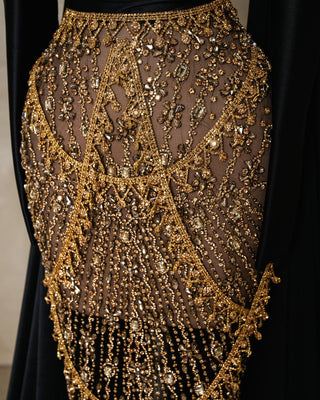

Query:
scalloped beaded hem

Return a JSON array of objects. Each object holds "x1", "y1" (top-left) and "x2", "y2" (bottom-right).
[{"x1": 46, "y1": 263, "x2": 280, "y2": 400}]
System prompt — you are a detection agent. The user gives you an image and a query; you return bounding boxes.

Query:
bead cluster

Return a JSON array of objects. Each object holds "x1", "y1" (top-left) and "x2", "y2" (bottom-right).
[{"x1": 20, "y1": 0, "x2": 279, "y2": 399}]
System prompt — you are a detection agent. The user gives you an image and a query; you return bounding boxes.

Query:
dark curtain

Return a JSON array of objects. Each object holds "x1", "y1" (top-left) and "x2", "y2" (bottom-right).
[
  {"x1": 4, "y1": 0, "x2": 319, "y2": 399},
  {"x1": 4, "y1": 0, "x2": 68, "y2": 398},
  {"x1": 241, "y1": 0, "x2": 320, "y2": 399}
]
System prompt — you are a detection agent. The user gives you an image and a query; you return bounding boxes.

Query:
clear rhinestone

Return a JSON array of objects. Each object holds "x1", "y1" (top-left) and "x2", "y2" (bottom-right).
[
  {"x1": 107, "y1": 165, "x2": 116, "y2": 176},
  {"x1": 229, "y1": 207, "x2": 241, "y2": 221},
  {"x1": 165, "y1": 224, "x2": 172, "y2": 235},
  {"x1": 156, "y1": 260, "x2": 167, "y2": 273},
  {"x1": 192, "y1": 105, "x2": 206, "y2": 120},
  {"x1": 161, "y1": 153, "x2": 169, "y2": 166},
  {"x1": 45, "y1": 96, "x2": 54, "y2": 111},
  {"x1": 175, "y1": 64, "x2": 189, "y2": 80},
  {"x1": 53, "y1": 202, "x2": 62, "y2": 213},
  {"x1": 194, "y1": 383, "x2": 205, "y2": 396},
  {"x1": 63, "y1": 330, "x2": 72, "y2": 340},
  {"x1": 121, "y1": 166, "x2": 130, "y2": 178},
  {"x1": 120, "y1": 230, "x2": 130, "y2": 242},
  {"x1": 230, "y1": 238, "x2": 240, "y2": 250},
  {"x1": 130, "y1": 318, "x2": 140, "y2": 331},
  {"x1": 103, "y1": 363, "x2": 114, "y2": 378},
  {"x1": 164, "y1": 371, "x2": 175, "y2": 385},
  {"x1": 80, "y1": 371, "x2": 89, "y2": 382},
  {"x1": 91, "y1": 76, "x2": 100, "y2": 89},
  {"x1": 193, "y1": 216, "x2": 203, "y2": 229},
  {"x1": 213, "y1": 346, "x2": 223, "y2": 358}
]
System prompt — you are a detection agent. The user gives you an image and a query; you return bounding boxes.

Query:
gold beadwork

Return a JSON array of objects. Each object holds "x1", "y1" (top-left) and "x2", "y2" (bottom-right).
[{"x1": 20, "y1": 0, "x2": 279, "y2": 399}]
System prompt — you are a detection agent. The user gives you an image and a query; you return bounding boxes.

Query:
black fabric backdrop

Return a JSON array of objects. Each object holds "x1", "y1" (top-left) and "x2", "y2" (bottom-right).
[
  {"x1": 242, "y1": 1, "x2": 320, "y2": 398},
  {"x1": 3, "y1": 0, "x2": 319, "y2": 399}
]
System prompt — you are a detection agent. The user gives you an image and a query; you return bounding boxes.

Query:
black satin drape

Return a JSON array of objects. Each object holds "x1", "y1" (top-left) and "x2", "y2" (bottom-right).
[
  {"x1": 4, "y1": 0, "x2": 319, "y2": 399},
  {"x1": 241, "y1": 1, "x2": 320, "y2": 399},
  {"x1": 4, "y1": 0, "x2": 68, "y2": 398}
]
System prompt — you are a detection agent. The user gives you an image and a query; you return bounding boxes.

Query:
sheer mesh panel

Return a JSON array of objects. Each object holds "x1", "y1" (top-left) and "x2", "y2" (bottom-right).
[{"x1": 20, "y1": 1, "x2": 277, "y2": 399}]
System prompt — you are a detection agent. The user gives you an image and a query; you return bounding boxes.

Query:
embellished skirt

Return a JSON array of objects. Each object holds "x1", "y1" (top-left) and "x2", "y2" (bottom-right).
[{"x1": 20, "y1": 0, "x2": 279, "y2": 398}]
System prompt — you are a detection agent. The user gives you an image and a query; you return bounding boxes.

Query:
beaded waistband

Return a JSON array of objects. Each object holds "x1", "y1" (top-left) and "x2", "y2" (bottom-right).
[
  {"x1": 64, "y1": 0, "x2": 224, "y2": 20},
  {"x1": 65, "y1": 0, "x2": 214, "y2": 14}
]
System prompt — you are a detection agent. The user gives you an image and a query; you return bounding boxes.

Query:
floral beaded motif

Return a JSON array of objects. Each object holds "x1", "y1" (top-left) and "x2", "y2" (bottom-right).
[{"x1": 20, "y1": 0, "x2": 280, "y2": 399}]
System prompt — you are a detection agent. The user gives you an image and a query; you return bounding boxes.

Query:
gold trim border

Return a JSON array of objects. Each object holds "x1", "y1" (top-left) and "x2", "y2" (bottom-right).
[{"x1": 64, "y1": 0, "x2": 226, "y2": 21}]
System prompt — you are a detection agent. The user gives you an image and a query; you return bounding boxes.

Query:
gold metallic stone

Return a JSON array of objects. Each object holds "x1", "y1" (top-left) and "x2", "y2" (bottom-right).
[
  {"x1": 120, "y1": 230, "x2": 130, "y2": 242},
  {"x1": 107, "y1": 165, "x2": 116, "y2": 176},
  {"x1": 209, "y1": 137, "x2": 220, "y2": 150}
]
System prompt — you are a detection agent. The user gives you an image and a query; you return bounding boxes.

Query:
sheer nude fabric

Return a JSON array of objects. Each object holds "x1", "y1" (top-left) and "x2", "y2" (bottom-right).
[{"x1": 20, "y1": 1, "x2": 278, "y2": 399}]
